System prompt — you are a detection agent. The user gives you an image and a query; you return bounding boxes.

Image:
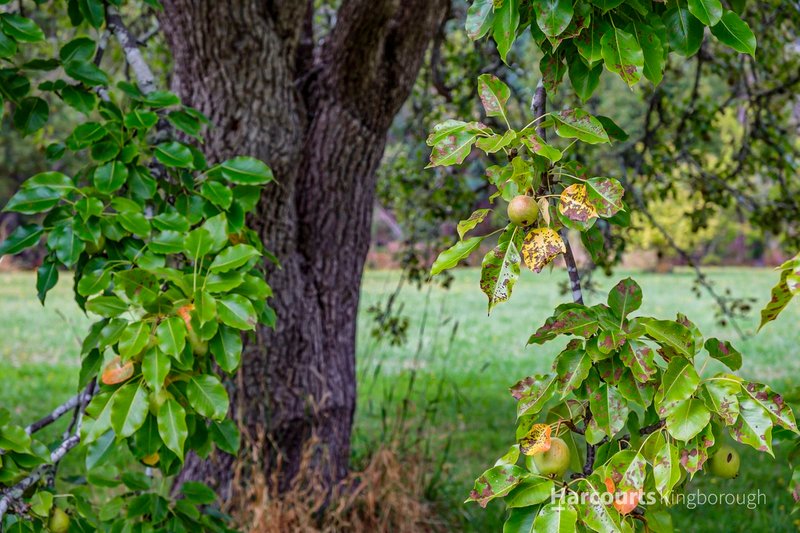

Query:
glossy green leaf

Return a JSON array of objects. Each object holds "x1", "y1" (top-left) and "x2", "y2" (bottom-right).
[
  {"x1": 154, "y1": 142, "x2": 194, "y2": 168},
  {"x1": 21, "y1": 172, "x2": 74, "y2": 193},
  {"x1": 209, "y1": 324, "x2": 242, "y2": 373},
  {"x1": 210, "y1": 419, "x2": 240, "y2": 455},
  {"x1": 666, "y1": 398, "x2": 710, "y2": 441},
  {"x1": 431, "y1": 236, "x2": 484, "y2": 276},
  {"x1": 94, "y1": 161, "x2": 129, "y2": 194},
  {"x1": 710, "y1": 10, "x2": 756, "y2": 56},
  {"x1": 142, "y1": 347, "x2": 170, "y2": 394},
  {"x1": 187, "y1": 375, "x2": 229, "y2": 421},
  {"x1": 642, "y1": 318, "x2": 695, "y2": 358},
  {"x1": 0, "y1": 224, "x2": 43, "y2": 256},
  {"x1": 36, "y1": 260, "x2": 59, "y2": 304},
  {"x1": 4, "y1": 186, "x2": 60, "y2": 215},
  {"x1": 217, "y1": 156, "x2": 274, "y2": 185},
  {"x1": 208, "y1": 244, "x2": 260, "y2": 273},
  {"x1": 533, "y1": 501, "x2": 576, "y2": 532},
  {"x1": 184, "y1": 227, "x2": 214, "y2": 261},
  {"x1": 688, "y1": 0, "x2": 723, "y2": 26},
  {"x1": 655, "y1": 357, "x2": 700, "y2": 417},
  {"x1": 48, "y1": 224, "x2": 85, "y2": 267},
  {"x1": 201, "y1": 180, "x2": 233, "y2": 209},
  {"x1": 157, "y1": 317, "x2": 187, "y2": 358},
  {"x1": 664, "y1": 7, "x2": 704, "y2": 56},
  {"x1": 492, "y1": 0, "x2": 519, "y2": 64},
  {"x1": 1, "y1": 14, "x2": 45, "y2": 42},
  {"x1": 110, "y1": 381, "x2": 149, "y2": 438},
  {"x1": 216, "y1": 294, "x2": 257, "y2": 330},
  {"x1": 158, "y1": 399, "x2": 188, "y2": 460}
]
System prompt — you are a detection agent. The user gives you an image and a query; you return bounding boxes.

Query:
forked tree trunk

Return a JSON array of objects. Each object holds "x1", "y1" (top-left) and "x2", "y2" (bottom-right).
[{"x1": 159, "y1": 0, "x2": 447, "y2": 497}]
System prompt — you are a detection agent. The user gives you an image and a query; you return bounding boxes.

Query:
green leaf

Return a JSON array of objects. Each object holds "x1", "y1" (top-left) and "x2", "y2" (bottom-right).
[
  {"x1": 431, "y1": 236, "x2": 484, "y2": 276},
  {"x1": 201, "y1": 180, "x2": 233, "y2": 209},
  {"x1": 181, "y1": 482, "x2": 217, "y2": 505},
  {"x1": 64, "y1": 59, "x2": 109, "y2": 86},
  {"x1": 86, "y1": 295, "x2": 128, "y2": 317},
  {"x1": 94, "y1": 161, "x2": 129, "y2": 194},
  {"x1": 575, "y1": 21, "x2": 604, "y2": 63},
  {"x1": 458, "y1": 209, "x2": 491, "y2": 240},
  {"x1": 665, "y1": 398, "x2": 710, "y2": 441},
  {"x1": 607, "y1": 277, "x2": 642, "y2": 318},
  {"x1": 465, "y1": 0, "x2": 494, "y2": 40},
  {"x1": 124, "y1": 110, "x2": 159, "y2": 129},
  {"x1": 587, "y1": 383, "x2": 628, "y2": 443},
  {"x1": 217, "y1": 156, "x2": 273, "y2": 185},
  {"x1": 216, "y1": 294, "x2": 257, "y2": 330},
  {"x1": 184, "y1": 227, "x2": 214, "y2": 261},
  {"x1": 157, "y1": 316, "x2": 187, "y2": 357},
  {"x1": 110, "y1": 381, "x2": 149, "y2": 438},
  {"x1": 480, "y1": 225, "x2": 523, "y2": 312},
  {"x1": 710, "y1": 10, "x2": 756, "y2": 56},
  {"x1": 555, "y1": 346, "x2": 592, "y2": 397},
  {"x1": 741, "y1": 380, "x2": 798, "y2": 433},
  {"x1": 552, "y1": 109, "x2": 609, "y2": 144},
  {"x1": 465, "y1": 464, "x2": 528, "y2": 507},
  {"x1": 118, "y1": 212, "x2": 151, "y2": 237},
  {"x1": 142, "y1": 90, "x2": 180, "y2": 108},
  {"x1": 3, "y1": 187, "x2": 60, "y2": 214},
  {"x1": 209, "y1": 244, "x2": 260, "y2": 273},
  {"x1": 631, "y1": 22, "x2": 665, "y2": 85},
  {"x1": 520, "y1": 132, "x2": 562, "y2": 162},
  {"x1": 47, "y1": 224, "x2": 85, "y2": 267},
  {"x1": 142, "y1": 347, "x2": 170, "y2": 394},
  {"x1": 209, "y1": 324, "x2": 242, "y2": 373},
  {"x1": 150, "y1": 231, "x2": 185, "y2": 254},
  {"x1": 642, "y1": 318, "x2": 696, "y2": 358},
  {"x1": 505, "y1": 478, "x2": 555, "y2": 508},
  {"x1": 492, "y1": 0, "x2": 519, "y2": 64},
  {"x1": 119, "y1": 321, "x2": 151, "y2": 359},
  {"x1": 688, "y1": 0, "x2": 723, "y2": 26},
  {"x1": 619, "y1": 340, "x2": 655, "y2": 383},
  {"x1": 187, "y1": 375, "x2": 229, "y2": 421},
  {"x1": 13, "y1": 97, "x2": 49, "y2": 135},
  {"x1": 533, "y1": 0, "x2": 573, "y2": 38},
  {"x1": 426, "y1": 130, "x2": 479, "y2": 167},
  {"x1": 60, "y1": 37, "x2": 95, "y2": 63},
  {"x1": 703, "y1": 338, "x2": 742, "y2": 371},
  {"x1": 533, "y1": 501, "x2": 576, "y2": 532},
  {"x1": 21, "y1": 172, "x2": 75, "y2": 193},
  {"x1": 36, "y1": 260, "x2": 59, "y2": 304},
  {"x1": 653, "y1": 442, "x2": 681, "y2": 499},
  {"x1": 158, "y1": 399, "x2": 188, "y2": 460},
  {"x1": 210, "y1": 419, "x2": 240, "y2": 455},
  {"x1": 0, "y1": 30, "x2": 17, "y2": 58},
  {"x1": 731, "y1": 396, "x2": 773, "y2": 455},
  {"x1": 1, "y1": 14, "x2": 45, "y2": 42},
  {"x1": 758, "y1": 255, "x2": 800, "y2": 329},
  {"x1": 0, "y1": 224, "x2": 43, "y2": 256},
  {"x1": 655, "y1": 357, "x2": 700, "y2": 417},
  {"x1": 601, "y1": 26, "x2": 643, "y2": 86},
  {"x1": 568, "y1": 58, "x2": 602, "y2": 102},
  {"x1": 154, "y1": 142, "x2": 194, "y2": 168},
  {"x1": 664, "y1": 7, "x2": 704, "y2": 56},
  {"x1": 701, "y1": 377, "x2": 740, "y2": 425},
  {"x1": 477, "y1": 74, "x2": 511, "y2": 121}
]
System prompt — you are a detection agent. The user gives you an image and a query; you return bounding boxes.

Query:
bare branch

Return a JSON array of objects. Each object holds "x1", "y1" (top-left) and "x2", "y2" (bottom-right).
[
  {"x1": 106, "y1": 6, "x2": 157, "y2": 95},
  {"x1": 25, "y1": 382, "x2": 93, "y2": 435}
]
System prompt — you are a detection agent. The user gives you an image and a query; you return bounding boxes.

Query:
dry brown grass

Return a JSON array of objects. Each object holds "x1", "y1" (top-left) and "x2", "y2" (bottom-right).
[{"x1": 231, "y1": 434, "x2": 447, "y2": 533}]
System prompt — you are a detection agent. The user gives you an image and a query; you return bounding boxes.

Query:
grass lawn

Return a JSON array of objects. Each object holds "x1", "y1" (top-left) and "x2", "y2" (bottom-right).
[{"x1": 1, "y1": 267, "x2": 799, "y2": 531}]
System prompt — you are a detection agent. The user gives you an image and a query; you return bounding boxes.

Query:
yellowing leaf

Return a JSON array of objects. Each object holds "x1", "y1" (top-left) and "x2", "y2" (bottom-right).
[
  {"x1": 521, "y1": 228, "x2": 566, "y2": 273},
  {"x1": 558, "y1": 183, "x2": 597, "y2": 228},
  {"x1": 101, "y1": 356, "x2": 134, "y2": 385},
  {"x1": 519, "y1": 423, "x2": 552, "y2": 456}
]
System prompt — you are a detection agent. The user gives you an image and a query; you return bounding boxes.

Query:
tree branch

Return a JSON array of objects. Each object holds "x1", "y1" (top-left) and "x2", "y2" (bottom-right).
[
  {"x1": 106, "y1": 6, "x2": 157, "y2": 95},
  {"x1": 25, "y1": 381, "x2": 94, "y2": 435}
]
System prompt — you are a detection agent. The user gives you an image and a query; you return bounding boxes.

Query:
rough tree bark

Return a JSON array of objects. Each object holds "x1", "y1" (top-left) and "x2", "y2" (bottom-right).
[{"x1": 158, "y1": 0, "x2": 448, "y2": 497}]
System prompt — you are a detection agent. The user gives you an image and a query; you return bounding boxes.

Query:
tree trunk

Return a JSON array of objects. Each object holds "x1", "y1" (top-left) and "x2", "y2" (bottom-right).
[{"x1": 159, "y1": 0, "x2": 447, "y2": 497}]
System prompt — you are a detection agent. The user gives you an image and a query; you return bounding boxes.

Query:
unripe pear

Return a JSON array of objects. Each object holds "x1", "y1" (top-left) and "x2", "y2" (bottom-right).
[
  {"x1": 533, "y1": 437, "x2": 570, "y2": 478},
  {"x1": 48, "y1": 508, "x2": 70, "y2": 533},
  {"x1": 507, "y1": 195, "x2": 539, "y2": 227},
  {"x1": 709, "y1": 444, "x2": 740, "y2": 479}
]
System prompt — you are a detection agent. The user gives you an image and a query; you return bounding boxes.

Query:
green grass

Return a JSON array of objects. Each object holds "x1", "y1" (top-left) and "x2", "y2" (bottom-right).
[{"x1": 1, "y1": 268, "x2": 799, "y2": 531}]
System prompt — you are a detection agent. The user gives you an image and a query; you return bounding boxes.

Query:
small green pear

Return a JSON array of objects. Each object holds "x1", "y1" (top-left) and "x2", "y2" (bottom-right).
[
  {"x1": 48, "y1": 508, "x2": 70, "y2": 533},
  {"x1": 533, "y1": 437, "x2": 570, "y2": 478},
  {"x1": 709, "y1": 444, "x2": 740, "y2": 479}
]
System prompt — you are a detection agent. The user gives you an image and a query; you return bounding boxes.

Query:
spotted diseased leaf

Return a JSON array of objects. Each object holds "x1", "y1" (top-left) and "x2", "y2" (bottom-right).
[
  {"x1": 540, "y1": 52, "x2": 567, "y2": 95},
  {"x1": 533, "y1": 500, "x2": 577, "y2": 531},
  {"x1": 653, "y1": 442, "x2": 681, "y2": 499},
  {"x1": 607, "y1": 277, "x2": 642, "y2": 318},
  {"x1": 665, "y1": 398, "x2": 711, "y2": 441},
  {"x1": 521, "y1": 227, "x2": 565, "y2": 273},
  {"x1": 758, "y1": 254, "x2": 800, "y2": 330},
  {"x1": 575, "y1": 20, "x2": 604, "y2": 63},
  {"x1": 519, "y1": 423, "x2": 552, "y2": 456},
  {"x1": 642, "y1": 318, "x2": 696, "y2": 358},
  {"x1": 466, "y1": 464, "x2": 528, "y2": 507},
  {"x1": 521, "y1": 131, "x2": 562, "y2": 162},
  {"x1": 619, "y1": 340, "x2": 655, "y2": 383},
  {"x1": 585, "y1": 177, "x2": 624, "y2": 218},
  {"x1": 731, "y1": 396, "x2": 774, "y2": 455},
  {"x1": 630, "y1": 21, "x2": 665, "y2": 85},
  {"x1": 492, "y1": 0, "x2": 519, "y2": 64},
  {"x1": 512, "y1": 374, "x2": 557, "y2": 418},
  {"x1": 704, "y1": 338, "x2": 742, "y2": 371},
  {"x1": 574, "y1": 476, "x2": 622, "y2": 531},
  {"x1": 680, "y1": 424, "x2": 714, "y2": 475},
  {"x1": 701, "y1": 377, "x2": 740, "y2": 425},
  {"x1": 588, "y1": 383, "x2": 628, "y2": 443},
  {"x1": 558, "y1": 184, "x2": 597, "y2": 230},
  {"x1": 480, "y1": 225, "x2": 523, "y2": 312},
  {"x1": 476, "y1": 130, "x2": 516, "y2": 154},
  {"x1": 426, "y1": 130, "x2": 479, "y2": 168},
  {"x1": 458, "y1": 209, "x2": 491, "y2": 240},
  {"x1": 477, "y1": 74, "x2": 510, "y2": 120},
  {"x1": 527, "y1": 305, "x2": 598, "y2": 344},
  {"x1": 741, "y1": 381, "x2": 798, "y2": 433},
  {"x1": 607, "y1": 450, "x2": 646, "y2": 495},
  {"x1": 465, "y1": 0, "x2": 494, "y2": 40},
  {"x1": 553, "y1": 108, "x2": 610, "y2": 144},
  {"x1": 555, "y1": 347, "x2": 592, "y2": 397},
  {"x1": 616, "y1": 369, "x2": 655, "y2": 408},
  {"x1": 601, "y1": 26, "x2": 644, "y2": 86}
]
